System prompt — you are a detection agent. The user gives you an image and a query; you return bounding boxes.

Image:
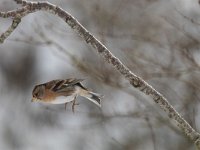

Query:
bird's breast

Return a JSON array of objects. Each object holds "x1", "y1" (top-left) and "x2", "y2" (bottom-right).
[{"x1": 49, "y1": 95, "x2": 75, "y2": 104}]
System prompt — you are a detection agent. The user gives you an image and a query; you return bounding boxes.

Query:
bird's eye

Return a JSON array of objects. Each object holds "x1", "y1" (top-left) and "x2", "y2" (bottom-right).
[{"x1": 35, "y1": 93, "x2": 39, "y2": 97}]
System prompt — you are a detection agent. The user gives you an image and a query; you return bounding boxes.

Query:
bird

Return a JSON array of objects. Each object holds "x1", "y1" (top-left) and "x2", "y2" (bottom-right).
[{"x1": 32, "y1": 78, "x2": 103, "y2": 112}]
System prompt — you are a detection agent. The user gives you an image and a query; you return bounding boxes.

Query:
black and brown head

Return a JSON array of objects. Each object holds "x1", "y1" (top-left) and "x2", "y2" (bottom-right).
[{"x1": 32, "y1": 84, "x2": 45, "y2": 102}]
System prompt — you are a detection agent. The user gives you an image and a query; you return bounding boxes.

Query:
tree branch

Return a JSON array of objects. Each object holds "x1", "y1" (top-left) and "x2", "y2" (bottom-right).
[
  {"x1": 1, "y1": 0, "x2": 200, "y2": 148},
  {"x1": 0, "y1": 17, "x2": 21, "y2": 43}
]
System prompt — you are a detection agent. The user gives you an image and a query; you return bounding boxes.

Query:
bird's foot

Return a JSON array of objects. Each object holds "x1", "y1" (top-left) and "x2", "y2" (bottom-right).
[
  {"x1": 71, "y1": 95, "x2": 79, "y2": 113},
  {"x1": 64, "y1": 103, "x2": 68, "y2": 110}
]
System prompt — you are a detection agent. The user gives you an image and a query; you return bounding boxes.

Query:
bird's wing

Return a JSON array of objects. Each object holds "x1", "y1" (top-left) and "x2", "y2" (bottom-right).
[
  {"x1": 44, "y1": 80, "x2": 61, "y2": 90},
  {"x1": 63, "y1": 78, "x2": 84, "y2": 86},
  {"x1": 50, "y1": 78, "x2": 84, "y2": 93}
]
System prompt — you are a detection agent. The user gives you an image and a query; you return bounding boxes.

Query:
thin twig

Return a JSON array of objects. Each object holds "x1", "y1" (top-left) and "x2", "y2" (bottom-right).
[{"x1": 0, "y1": 17, "x2": 21, "y2": 43}]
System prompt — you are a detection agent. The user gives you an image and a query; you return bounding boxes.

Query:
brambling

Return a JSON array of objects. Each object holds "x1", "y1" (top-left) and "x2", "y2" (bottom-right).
[{"x1": 32, "y1": 78, "x2": 103, "y2": 112}]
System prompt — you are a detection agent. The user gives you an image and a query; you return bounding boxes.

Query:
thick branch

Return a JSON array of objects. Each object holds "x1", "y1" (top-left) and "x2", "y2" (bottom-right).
[
  {"x1": 1, "y1": 0, "x2": 200, "y2": 148},
  {"x1": 0, "y1": 17, "x2": 21, "y2": 43}
]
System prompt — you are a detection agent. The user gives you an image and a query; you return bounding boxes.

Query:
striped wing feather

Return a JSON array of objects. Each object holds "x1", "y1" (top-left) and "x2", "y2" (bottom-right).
[{"x1": 51, "y1": 78, "x2": 84, "y2": 92}]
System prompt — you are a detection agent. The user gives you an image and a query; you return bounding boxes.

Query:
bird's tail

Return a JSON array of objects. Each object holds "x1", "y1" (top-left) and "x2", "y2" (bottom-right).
[{"x1": 79, "y1": 89, "x2": 103, "y2": 107}]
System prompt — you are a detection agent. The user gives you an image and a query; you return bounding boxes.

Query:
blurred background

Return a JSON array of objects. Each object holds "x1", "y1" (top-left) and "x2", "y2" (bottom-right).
[{"x1": 0, "y1": 0, "x2": 200, "y2": 149}]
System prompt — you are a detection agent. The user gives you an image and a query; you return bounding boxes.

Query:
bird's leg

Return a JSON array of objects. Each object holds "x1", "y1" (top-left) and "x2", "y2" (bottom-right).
[
  {"x1": 72, "y1": 95, "x2": 79, "y2": 113},
  {"x1": 65, "y1": 103, "x2": 68, "y2": 110}
]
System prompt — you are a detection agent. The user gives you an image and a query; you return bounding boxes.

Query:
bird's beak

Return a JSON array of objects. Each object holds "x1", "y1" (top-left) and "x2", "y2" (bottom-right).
[{"x1": 31, "y1": 97, "x2": 37, "y2": 102}]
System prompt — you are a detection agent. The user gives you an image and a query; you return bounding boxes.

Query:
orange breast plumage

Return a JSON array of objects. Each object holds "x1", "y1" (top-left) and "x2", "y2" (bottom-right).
[{"x1": 42, "y1": 89, "x2": 76, "y2": 104}]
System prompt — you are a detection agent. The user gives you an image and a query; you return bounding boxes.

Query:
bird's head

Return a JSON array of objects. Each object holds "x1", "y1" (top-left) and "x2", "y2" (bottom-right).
[{"x1": 32, "y1": 84, "x2": 45, "y2": 102}]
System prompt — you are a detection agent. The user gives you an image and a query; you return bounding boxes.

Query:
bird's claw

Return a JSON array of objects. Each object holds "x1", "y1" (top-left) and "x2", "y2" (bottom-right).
[
  {"x1": 65, "y1": 103, "x2": 68, "y2": 110},
  {"x1": 71, "y1": 95, "x2": 78, "y2": 113}
]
